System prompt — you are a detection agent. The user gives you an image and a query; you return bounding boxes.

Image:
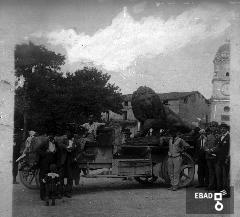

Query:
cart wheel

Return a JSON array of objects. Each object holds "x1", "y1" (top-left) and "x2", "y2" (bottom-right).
[
  {"x1": 19, "y1": 165, "x2": 40, "y2": 189},
  {"x1": 134, "y1": 176, "x2": 158, "y2": 184},
  {"x1": 160, "y1": 153, "x2": 194, "y2": 187},
  {"x1": 179, "y1": 152, "x2": 195, "y2": 187}
]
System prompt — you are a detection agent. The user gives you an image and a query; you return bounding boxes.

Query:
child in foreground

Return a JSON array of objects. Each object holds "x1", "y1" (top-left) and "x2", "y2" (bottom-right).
[{"x1": 42, "y1": 164, "x2": 60, "y2": 206}]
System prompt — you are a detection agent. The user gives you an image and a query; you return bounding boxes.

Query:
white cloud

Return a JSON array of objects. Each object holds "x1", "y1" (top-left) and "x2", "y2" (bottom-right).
[{"x1": 45, "y1": 5, "x2": 232, "y2": 72}]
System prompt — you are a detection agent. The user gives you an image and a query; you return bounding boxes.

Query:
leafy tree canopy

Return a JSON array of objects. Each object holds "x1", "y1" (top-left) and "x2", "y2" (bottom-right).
[{"x1": 15, "y1": 42, "x2": 123, "y2": 136}]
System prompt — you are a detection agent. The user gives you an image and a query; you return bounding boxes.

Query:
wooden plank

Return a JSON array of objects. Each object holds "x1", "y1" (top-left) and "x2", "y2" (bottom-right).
[{"x1": 81, "y1": 174, "x2": 148, "y2": 178}]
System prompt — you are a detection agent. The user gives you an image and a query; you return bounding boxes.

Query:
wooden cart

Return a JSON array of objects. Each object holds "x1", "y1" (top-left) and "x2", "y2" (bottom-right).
[{"x1": 18, "y1": 127, "x2": 195, "y2": 189}]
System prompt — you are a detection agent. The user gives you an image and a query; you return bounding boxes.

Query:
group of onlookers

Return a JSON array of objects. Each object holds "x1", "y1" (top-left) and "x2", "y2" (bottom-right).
[
  {"x1": 163, "y1": 121, "x2": 230, "y2": 197},
  {"x1": 194, "y1": 122, "x2": 230, "y2": 197},
  {"x1": 13, "y1": 114, "x2": 105, "y2": 206},
  {"x1": 13, "y1": 118, "x2": 230, "y2": 205}
]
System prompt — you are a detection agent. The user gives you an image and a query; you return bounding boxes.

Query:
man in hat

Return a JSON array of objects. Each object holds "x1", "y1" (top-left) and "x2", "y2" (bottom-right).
[
  {"x1": 167, "y1": 128, "x2": 190, "y2": 191},
  {"x1": 195, "y1": 129, "x2": 208, "y2": 188},
  {"x1": 215, "y1": 123, "x2": 230, "y2": 197}
]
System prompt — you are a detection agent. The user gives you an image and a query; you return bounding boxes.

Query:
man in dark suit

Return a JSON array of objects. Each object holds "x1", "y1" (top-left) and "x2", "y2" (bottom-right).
[
  {"x1": 205, "y1": 127, "x2": 217, "y2": 190},
  {"x1": 215, "y1": 123, "x2": 230, "y2": 196},
  {"x1": 195, "y1": 129, "x2": 208, "y2": 188},
  {"x1": 59, "y1": 132, "x2": 78, "y2": 198},
  {"x1": 36, "y1": 135, "x2": 60, "y2": 200}
]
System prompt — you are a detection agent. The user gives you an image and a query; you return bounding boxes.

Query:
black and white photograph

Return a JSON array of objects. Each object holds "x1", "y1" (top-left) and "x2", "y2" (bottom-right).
[{"x1": 0, "y1": 0, "x2": 240, "y2": 216}]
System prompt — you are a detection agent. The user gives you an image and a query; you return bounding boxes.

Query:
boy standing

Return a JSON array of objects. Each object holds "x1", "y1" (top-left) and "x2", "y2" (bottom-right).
[{"x1": 167, "y1": 129, "x2": 190, "y2": 191}]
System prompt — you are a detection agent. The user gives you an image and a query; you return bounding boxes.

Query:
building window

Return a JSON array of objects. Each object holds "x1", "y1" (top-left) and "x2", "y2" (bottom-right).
[
  {"x1": 221, "y1": 115, "x2": 230, "y2": 121},
  {"x1": 123, "y1": 111, "x2": 127, "y2": 120},
  {"x1": 224, "y1": 106, "x2": 230, "y2": 112},
  {"x1": 226, "y1": 72, "x2": 229, "y2": 77},
  {"x1": 183, "y1": 98, "x2": 188, "y2": 104}
]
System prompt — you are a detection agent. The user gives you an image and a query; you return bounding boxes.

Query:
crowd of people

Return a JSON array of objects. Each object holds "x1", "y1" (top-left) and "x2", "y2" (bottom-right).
[
  {"x1": 13, "y1": 115, "x2": 106, "y2": 206},
  {"x1": 165, "y1": 122, "x2": 230, "y2": 197},
  {"x1": 194, "y1": 122, "x2": 230, "y2": 197},
  {"x1": 13, "y1": 117, "x2": 230, "y2": 206}
]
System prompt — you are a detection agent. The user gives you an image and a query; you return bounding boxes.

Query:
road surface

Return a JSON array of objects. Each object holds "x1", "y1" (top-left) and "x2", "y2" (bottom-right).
[{"x1": 12, "y1": 175, "x2": 232, "y2": 217}]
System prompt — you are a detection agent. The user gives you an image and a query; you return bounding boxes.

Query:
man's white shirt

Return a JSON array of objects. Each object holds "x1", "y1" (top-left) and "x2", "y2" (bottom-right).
[{"x1": 82, "y1": 122, "x2": 105, "y2": 137}]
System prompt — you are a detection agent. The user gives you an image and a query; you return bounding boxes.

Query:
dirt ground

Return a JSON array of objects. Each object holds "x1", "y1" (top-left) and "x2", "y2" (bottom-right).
[{"x1": 12, "y1": 173, "x2": 233, "y2": 217}]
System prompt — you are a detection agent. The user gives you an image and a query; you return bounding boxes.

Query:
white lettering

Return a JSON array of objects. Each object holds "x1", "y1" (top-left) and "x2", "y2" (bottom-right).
[{"x1": 194, "y1": 192, "x2": 213, "y2": 199}]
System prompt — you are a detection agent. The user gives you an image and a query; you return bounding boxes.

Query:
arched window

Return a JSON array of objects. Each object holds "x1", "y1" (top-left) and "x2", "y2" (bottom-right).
[
  {"x1": 226, "y1": 72, "x2": 229, "y2": 77},
  {"x1": 224, "y1": 106, "x2": 230, "y2": 112}
]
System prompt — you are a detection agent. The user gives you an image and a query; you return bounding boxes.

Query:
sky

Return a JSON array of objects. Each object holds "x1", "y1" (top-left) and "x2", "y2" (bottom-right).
[{"x1": 0, "y1": 0, "x2": 239, "y2": 98}]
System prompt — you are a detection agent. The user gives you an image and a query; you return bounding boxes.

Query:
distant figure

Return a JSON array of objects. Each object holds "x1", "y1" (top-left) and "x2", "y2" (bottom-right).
[
  {"x1": 195, "y1": 129, "x2": 208, "y2": 188},
  {"x1": 22, "y1": 130, "x2": 36, "y2": 155},
  {"x1": 42, "y1": 164, "x2": 60, "y2": 206},
  {"x1": 167, "y1": 129, "x2": 190, "y2": 191}
]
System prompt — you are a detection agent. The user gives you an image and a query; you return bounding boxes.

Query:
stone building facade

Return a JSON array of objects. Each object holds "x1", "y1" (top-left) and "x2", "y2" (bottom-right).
[
  {"x1": 210, "y1": 42, "x2": 230, "y2": 124},
  {"x1": 159, "y1": 92, "x2": 210, "y2": 127}
]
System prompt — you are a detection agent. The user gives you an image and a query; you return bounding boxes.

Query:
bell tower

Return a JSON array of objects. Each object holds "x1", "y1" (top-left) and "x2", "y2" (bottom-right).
[{"x1": 210, "y1": 41, "x2": 230, "y2": 124}]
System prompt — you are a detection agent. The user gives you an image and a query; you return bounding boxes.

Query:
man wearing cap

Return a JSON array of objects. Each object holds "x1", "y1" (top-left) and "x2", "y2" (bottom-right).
[
  {"x1": 195, "y1": 129, "x2": 208, "y2": 188},
  {"x1": 167, "y1": 129, "x2": 190, "y2": 191},
  {"x1": 215, "y1": 123, "x2": 230, "y2": 196}
]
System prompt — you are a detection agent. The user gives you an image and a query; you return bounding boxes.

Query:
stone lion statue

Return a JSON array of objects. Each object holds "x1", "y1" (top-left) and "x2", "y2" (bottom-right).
[{"x1": 131, "y1": 86, "x2": 193, "y2": 136}]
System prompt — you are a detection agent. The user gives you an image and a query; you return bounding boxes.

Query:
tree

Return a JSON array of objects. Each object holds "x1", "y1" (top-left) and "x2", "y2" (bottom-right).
[
  {"x1": 15, "y1": 42, "x2": 65, "y2": 137},
  {"x1": 62, "y1": 67, "x2": 123, "y2": 124},
  {"x1": 15, "y1": 42, "x2": 123, "y2": 136}
]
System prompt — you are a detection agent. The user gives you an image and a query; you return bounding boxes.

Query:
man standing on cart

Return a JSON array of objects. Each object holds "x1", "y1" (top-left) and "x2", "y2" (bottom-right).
[
  {"x1": 81, "y1": 114, "x2": 106, "y2": 143},
  {"x1": 76, "y1": 115, "x2": 106, "y2": 175}
]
